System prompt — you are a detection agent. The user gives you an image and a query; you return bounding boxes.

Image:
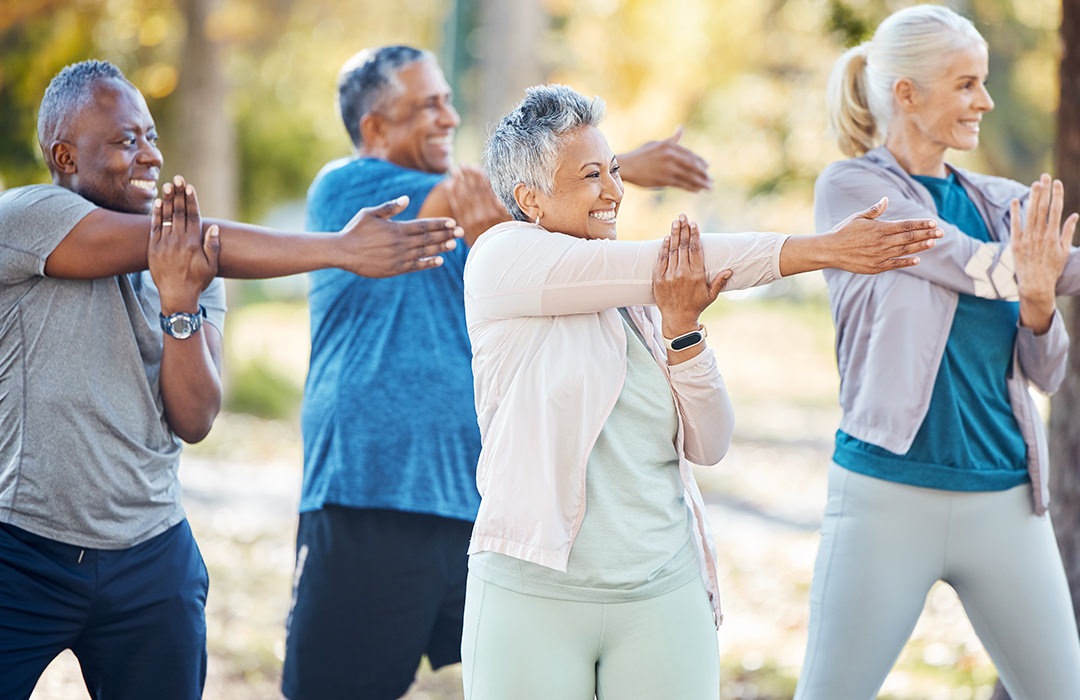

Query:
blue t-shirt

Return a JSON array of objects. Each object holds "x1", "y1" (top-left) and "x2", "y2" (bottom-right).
[
  {"x1": 300, "y1": 157, "x2": 480, "y2": 521},
  {"x1": 834, "y1": 171, "x2": 1028, "y2": 491}
]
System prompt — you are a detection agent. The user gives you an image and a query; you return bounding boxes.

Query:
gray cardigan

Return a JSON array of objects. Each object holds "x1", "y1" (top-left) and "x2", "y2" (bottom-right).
[{"x1": 814, "y1": 147, "x2": 1080, "y2": 515}]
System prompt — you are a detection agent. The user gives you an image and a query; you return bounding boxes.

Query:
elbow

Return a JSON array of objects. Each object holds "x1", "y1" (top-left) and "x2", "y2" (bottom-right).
[
  {"x1": 165, "y1": 397, "x2": 222, "y2": 444},
  {"x1": 171, "y1": 411, "x2": 218, "y2": 444}
]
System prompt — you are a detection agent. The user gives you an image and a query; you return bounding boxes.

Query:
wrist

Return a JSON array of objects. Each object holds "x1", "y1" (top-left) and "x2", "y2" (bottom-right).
[
  {"x1": 778, "y1": 233, "x2": 832, "y2": 277},
  {"x1": 661, "y1": 316, "x2": 701, "y2": 339},
  {"x1": 159, "y1": 296, "x2": 202, "y2": 316}
]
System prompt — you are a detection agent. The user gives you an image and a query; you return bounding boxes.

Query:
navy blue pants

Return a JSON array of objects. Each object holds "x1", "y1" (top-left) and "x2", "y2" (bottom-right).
[
  {"x1": 0, "y1": 520, "x2": 209, "y2": 700},
  {"x1": 282, "y1": 506, "x2": 472, "y2": 700}
]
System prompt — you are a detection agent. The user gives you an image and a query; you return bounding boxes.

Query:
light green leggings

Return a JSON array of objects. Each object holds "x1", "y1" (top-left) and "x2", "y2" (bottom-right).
[
  {"x1": 461, "y1": 574, "x2": 720, "y2": 700},
  {"x1": 795, "y1": 463, "x2": 1080, "y2": 700}
]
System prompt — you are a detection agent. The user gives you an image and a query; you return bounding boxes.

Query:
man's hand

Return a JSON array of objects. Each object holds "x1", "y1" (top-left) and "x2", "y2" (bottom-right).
[
  {"x1": 1012, "y1": 174, "x2": 1078, "y2": 334},
  {"x1": 617, "y1": 126, "x2": 713, "y2": 192},
  {"x1": 338, "y1": 195, "x2": 464, "y2": 278},
  {"x1": 440, "y1": 165, "x2": 510, "y2": 246},
  {"x1": 150, "y1": 175, "x2": 220, "y2": 314}
]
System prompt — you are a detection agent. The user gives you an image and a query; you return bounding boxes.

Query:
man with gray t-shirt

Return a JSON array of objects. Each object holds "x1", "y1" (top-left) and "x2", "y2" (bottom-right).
[{"x1": 0, "y1": 60, "x2": 462, "y2": 700}]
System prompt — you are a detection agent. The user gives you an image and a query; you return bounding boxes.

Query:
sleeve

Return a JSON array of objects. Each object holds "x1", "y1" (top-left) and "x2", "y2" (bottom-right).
[
  {"x1": 198, "y1": 277, "x2": 227, "y2": 333},
  {"x1": 814, "y1": 162, "x2": 1080, "y2": 300},
  {"x1": 1016, "y1": 309, "x2": 1069, "y2": 394},
  {"x1": 0, "y1": 185, "x2": 97, "y2": 284},
  {"x1": 465, "y1": 223, "x2": 786, "y2": 320},
  {"x1": 666, "y1": 346, "x2": 734, "y2": 466}
]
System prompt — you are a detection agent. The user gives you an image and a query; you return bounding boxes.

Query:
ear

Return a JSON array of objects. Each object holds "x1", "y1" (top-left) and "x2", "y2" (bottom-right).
[
  {"x1": 513, "y1": 182, "x2": 541, "y2": 222},
  {"x1": 50, "y1": 140, "x2": 77, "y2": 174},
  {"x1": 359, "y1": 112, "x2": 383, "y2": 150},
  {"x1": 894, "y1": 77, "x2": 920, "y2": 112}
]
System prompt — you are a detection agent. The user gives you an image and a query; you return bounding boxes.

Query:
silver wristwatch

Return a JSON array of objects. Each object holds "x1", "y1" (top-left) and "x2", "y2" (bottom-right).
[{"x1": 160, "y1": 305, "x2": 206, "y2": 340}]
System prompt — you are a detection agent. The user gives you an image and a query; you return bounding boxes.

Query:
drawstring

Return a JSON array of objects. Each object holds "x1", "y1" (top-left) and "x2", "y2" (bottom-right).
[{"x1": 77, "y1": 549, "x2": 85, "y2": 564}]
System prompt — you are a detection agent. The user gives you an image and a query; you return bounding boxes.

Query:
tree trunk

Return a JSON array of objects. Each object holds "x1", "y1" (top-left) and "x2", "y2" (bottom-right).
[
  {"x1": 167, "y1": 0, "x2": 237, "y2": 219},
  {"x1": 994, "y1": 3, "x2": 1080, "y2": 699}
]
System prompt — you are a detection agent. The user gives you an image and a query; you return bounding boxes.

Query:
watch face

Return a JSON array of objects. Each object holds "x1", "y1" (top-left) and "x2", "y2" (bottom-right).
[
  {"x1": 670, "y1": 331, "x2": 703, "y2": 351},
  {"x1": 169, "y1": 316, "x2": 195, "y2": 339}
]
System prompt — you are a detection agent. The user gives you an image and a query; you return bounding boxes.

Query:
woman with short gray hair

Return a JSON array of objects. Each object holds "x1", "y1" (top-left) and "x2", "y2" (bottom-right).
[{"x1": 460, "y1": 83, "x2": 941, "y2": 699}]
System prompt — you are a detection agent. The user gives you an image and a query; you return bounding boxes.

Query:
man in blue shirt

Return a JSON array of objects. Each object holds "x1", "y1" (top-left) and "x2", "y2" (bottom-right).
[{"x1": 281, "y1": 45, "x2": 716, "y2": 700}]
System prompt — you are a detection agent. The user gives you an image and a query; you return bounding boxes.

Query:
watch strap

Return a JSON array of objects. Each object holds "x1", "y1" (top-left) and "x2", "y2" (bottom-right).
[{"x1": 662, "y1": 323, "x2": 707, "y2": 352}]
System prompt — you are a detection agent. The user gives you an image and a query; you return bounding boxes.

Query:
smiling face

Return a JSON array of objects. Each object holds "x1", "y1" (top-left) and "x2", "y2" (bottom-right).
[
  {"x1": 889, "y1": 41, "x2": 994, "y2": 174},
  {"x1": 366, "y1": 58, "x2": 459, "y2": 174},
  {"x1": 530, "y1": 125, "x2": 624, "y2": 240},
  {"x1": 56, "y1": 78, "x2": 162, "y2": 214}
]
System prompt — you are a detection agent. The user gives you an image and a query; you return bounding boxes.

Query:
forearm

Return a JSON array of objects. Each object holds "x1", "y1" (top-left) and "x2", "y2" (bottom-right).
[
  {"x1": 778, "y1": 233, "x2": 834, "y2": 276},
  {"x1": 210, "y1": 220, "x2": 339, "y2": 279},
  {"x1": 1019, "y1": 289, "x2": 1056, "y2": 335},
  {"x1": 160, "y1": 322, "x2": 223, "y2": 443}
]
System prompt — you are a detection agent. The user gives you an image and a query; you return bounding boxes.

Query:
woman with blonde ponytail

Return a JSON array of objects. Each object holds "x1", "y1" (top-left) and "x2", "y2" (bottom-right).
[{"x1": 797, "y1": 4, "x2": 1080, "y2": 699}]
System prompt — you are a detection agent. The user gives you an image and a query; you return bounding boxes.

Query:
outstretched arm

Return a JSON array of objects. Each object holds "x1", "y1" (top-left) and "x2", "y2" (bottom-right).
[
  {"x1": 616, "y1": 126, "x2": 713, "y2": 192},
  {"x1": 44, "y1": 176, "x2": 463, "y2": 280},
  {"x1": 779, "y1": 197, "x2": 941, "y2": 276}
]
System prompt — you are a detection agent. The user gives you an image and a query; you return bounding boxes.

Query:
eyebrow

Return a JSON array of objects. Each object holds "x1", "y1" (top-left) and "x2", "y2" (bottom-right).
[{"x1": 576, "y1": 156, "x2": 618, "y2": 172}]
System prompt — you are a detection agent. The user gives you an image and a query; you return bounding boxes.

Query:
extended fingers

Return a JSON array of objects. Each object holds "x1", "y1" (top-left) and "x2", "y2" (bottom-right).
[
  {"x1": 172, "y1": 175, "x2": 187, "y2": 225},
  {"x1": 1063, "y1": 213, "x2": 1079, "y2": 248},
  {"x1": 151, "y1": 198, "x2": 164, "y2": 243}
]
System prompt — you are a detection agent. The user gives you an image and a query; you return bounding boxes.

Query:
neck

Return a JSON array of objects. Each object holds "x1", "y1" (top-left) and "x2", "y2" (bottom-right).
[{"x1": 884, "y1": 121, "x2": 947, "y2": 177}]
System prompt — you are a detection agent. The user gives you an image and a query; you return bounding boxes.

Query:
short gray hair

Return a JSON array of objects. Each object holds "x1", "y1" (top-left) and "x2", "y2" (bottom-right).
[
  {"x1": 483, "y1": 84, "x2": 605, "y2": 222},
  {"x1": 38, "y1": 60, "x2": 130, "y2": 157},
  {"x1": 337, "y1": 45, "x2": 434, "y2": 148}
]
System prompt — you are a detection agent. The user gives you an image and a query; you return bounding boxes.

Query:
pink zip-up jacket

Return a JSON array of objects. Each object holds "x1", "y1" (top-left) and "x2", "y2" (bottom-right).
[{"x1": 462, "y1": 221, "x2": 788, "y2": 626}]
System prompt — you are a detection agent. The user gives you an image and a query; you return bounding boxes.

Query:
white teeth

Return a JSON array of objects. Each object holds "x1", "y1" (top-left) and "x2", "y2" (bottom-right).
[
  {"x1": 131, "y1": 179, "x2": 157, "y2": 192},
  {"x1": 590, "y1": 209, "x2": 616, "y2": 222},
  {"x1": 428, "y1": 135, "x2": 452, "y2": 146}
]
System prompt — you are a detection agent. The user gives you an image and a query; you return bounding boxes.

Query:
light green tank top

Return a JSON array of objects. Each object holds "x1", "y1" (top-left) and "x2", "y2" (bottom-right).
[{"x1": 470, "y1": 309, "x2": 698, "y2": 601}]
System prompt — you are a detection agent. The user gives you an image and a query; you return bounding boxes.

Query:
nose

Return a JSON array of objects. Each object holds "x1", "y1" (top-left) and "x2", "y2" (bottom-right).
[
  {"x1": 440, "y1": 100, "x2": 461, "y2": 129},
  {"x1": 977, "y1": 82, "x2": 994, "y2": 112},
  {"x1": 603, "y1": 169, "x2": 624, "y2": 202},
  {"x1": 137, "y1": 137, "x2": 163, "y2": 167}
]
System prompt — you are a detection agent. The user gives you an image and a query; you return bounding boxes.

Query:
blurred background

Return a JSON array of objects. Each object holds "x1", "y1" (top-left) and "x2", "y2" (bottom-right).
[{"x1": 0, "y1": 0, "x2": 1066, "y2": 698}]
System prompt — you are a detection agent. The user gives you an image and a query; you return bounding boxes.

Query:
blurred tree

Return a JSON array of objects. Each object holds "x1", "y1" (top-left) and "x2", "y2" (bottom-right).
[{"x1": 1038, "y1": 1, "x2": 1080, "y2": 700}]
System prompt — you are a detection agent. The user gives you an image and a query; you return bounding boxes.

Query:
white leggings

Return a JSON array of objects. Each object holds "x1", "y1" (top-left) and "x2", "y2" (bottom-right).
[
  {"x1": 795, "y1": 463, "x2": 1080, "y2": 700},
  {"x1": 461, "y1": 574, "x2": 719, "y2": 700}
]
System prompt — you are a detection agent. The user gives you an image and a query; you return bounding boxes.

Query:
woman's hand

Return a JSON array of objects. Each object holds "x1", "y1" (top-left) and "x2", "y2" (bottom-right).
[
  {"x1": 1012, "y1": 174, "x2": 1078, "y2": 334},
  {"x1": 652, "y1": 214, "x2": 731, "y2": 363},
  {"x1": 150, "y1": 175, "x2": 220, "y2": 315},
  {"x1": 780, "y1": 197, "x2": 942, "y2": 276}
]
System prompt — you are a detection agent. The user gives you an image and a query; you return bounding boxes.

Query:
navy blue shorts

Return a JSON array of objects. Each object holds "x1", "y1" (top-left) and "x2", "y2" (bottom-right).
[
  {"x1": 0, "y1": 519, "x2": 209, "y2": 700},
  {"x1": 282, "y1": 506, "x2": 473, "y2": 700}
]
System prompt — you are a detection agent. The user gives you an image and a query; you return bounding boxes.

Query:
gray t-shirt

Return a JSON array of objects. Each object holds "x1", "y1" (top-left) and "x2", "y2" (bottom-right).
[{"x1": 0, "y1": 184, "x2": 226, "y2": 548}]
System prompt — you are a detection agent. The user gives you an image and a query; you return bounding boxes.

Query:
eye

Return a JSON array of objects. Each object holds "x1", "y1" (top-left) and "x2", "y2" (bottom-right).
[
  {"x1": 584, "y1": 171, "x2": 601, "y2": 179},
  {"x1": 611, "y1": 164, "x2": 621, "y2": 176}
]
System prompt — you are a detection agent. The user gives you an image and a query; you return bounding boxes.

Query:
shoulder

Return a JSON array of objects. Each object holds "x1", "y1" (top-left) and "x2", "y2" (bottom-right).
[
  {"x1": 952, "y1": 167, "x2": 1027, "y2": 205},
  {"x1": 0, "y1": 185, "x2": 96, "y2": 244}
]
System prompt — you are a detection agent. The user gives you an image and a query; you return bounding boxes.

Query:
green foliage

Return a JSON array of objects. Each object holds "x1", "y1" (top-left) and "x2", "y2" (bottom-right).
[
  {"x1": 826, "y1": 0, "x2": 873, "y2": 46},
  {"x1": 224, "y1": 359, "x2": 303, "y2": 420}
]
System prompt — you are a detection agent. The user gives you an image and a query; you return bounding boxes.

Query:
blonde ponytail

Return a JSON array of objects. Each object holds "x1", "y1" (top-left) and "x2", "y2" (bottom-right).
[{"x1": 827, "y1": 44, "x2": 877, "y2": 157}]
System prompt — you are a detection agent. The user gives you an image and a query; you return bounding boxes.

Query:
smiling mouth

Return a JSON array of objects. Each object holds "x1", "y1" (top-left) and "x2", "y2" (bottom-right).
[
  {"x1": 130, "y1": 178, "x2": 157, "y2": 194},
  {"x1": 590, "y1": 209, "x2": 617, "y2": 223},
  {"x1": 427, "y1": 135, "x2": 453, "y2": 148}
]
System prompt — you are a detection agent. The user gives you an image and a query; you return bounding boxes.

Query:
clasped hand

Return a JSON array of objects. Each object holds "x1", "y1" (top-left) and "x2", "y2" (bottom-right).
[
  {"x1": 652, "y1": 214, "x2": 731, "y2": 343},
  {"x1": 150, "y1": 175, "x2": 220, "y2": 313}
]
